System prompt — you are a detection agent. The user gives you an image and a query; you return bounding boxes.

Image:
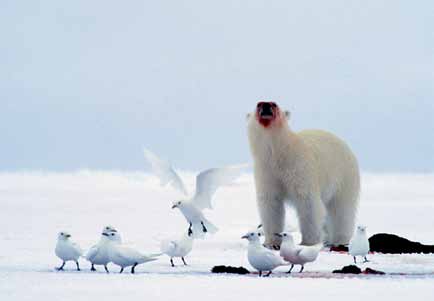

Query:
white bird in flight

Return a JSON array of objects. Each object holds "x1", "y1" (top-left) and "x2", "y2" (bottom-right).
[
  {"x1": 242, "y1": 231, "x2": 288, "y2": 277},
  {"x1": 85, "y1": 225, "x2": 120, "y2": 273},
  {"x1": 106, "y1": 231, "x2": 160, "y2": 274},
  {"x1": 276, "y1": 232, "x2": 322, "y2": 273},
  {"x1": 160, "y1": 231, "x2": 194, "y2": 267},
  {"x1": 55, "y1": 231, "x2": 83, "y2": 271},
  {"x1": 143, "y1": 148, "x2": 246, "y2": 238},
  {"x1": 349, "y1": 225, "x2": 370, "y2": 264}
]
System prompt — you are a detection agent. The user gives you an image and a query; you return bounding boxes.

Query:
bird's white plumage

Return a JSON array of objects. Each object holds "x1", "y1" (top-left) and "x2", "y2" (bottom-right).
[
  {"x1": 192, "y1": 164, "x2": 247, "y2": 210},
  {"x1": 349, "y1": 225, "x2": 370, "y2": 257},
  {"x1": 242, "y1": 231, "x2": 287, "y2": 275},
  {"x1": 55, "y1": 232, "x2": 83, "y2": 262},
  {"x1": 143, "y1": 148, "x2": 188, "y2": 195},
  {"x1": 85, "y1": 226, "x2": 120, "y2": 266},
  {"x1": 279, "y1": 232, "x2": 321, "y2": 270},
  {"x1": 160, "y1": 233, "x2": 194, "y2": 259},
  {"x1": 144, "y1": 148, "x2": 246, "y2": 238},
  {"x1": 106, "y1": 231, "x2": 159, "y2": 271}
]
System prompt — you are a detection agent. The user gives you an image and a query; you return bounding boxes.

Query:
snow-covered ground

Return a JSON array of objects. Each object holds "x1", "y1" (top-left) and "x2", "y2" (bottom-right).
[{"x1": 1, "y1": 171, "x2": 433, "y2": 300}]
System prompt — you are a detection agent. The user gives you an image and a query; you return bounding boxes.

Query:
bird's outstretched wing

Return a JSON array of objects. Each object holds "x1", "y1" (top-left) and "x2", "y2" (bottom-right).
[
  {"x1": 143, "y1": 148, "x2": 188, "y2": 196},
  {"x1": 192, "y1": 164, "x2": 247, "y2": 210}
]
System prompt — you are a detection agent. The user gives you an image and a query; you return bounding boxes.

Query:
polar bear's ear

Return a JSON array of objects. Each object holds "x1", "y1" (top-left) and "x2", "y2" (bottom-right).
[{"x1": 284, "y1": 111, "x2": 290, "y2": 119}]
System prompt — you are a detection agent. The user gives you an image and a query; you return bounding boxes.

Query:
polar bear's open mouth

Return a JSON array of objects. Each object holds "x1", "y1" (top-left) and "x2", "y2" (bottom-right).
[{"x1": 256, "y1": 102, "x2": 277, "y2": 126}]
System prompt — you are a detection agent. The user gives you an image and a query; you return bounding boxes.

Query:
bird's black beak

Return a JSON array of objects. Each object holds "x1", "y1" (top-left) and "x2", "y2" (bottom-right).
[
  {"x1": 65, "y1": 234, "x2": 71, "y2": 238},
  {"x1": 171, "y1": 205, "x2": 177, "y2": 209},
  {"x1": 241, "y1": 235, "x2": 249, "y2": 239},
  {"x1": 102, "y1": 233, "x2": 109, "y2": 236},
  {"x1": 274, "y1": 233, "x2": 282, "y2": 237}
]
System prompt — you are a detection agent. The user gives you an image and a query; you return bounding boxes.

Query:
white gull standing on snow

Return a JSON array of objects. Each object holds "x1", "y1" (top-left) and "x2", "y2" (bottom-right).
[
  {"x1": 85, "y1": 225, "x2": 120, "y2": 273},
  {"x1": 106, "y1": 231, "x2": 160, "y2": 274},
  {"x1": 55, "y1": 231, "x2": 83, "y2": 271},
  {"x1": 160, "y1": 231, "x2": 194, "y2": 267},
  {"x1": 276, "y1": 232, "x2": 322, "y2": 273},
  {"x1": 242, "y1": 231, "x2": 287, "y2": 277},
  {"x1": 349, "y1": 225, "x2": 370, "y2": 264},
  {"x1": 143, "y1": 147, "x2": 246, "y2": 238}
]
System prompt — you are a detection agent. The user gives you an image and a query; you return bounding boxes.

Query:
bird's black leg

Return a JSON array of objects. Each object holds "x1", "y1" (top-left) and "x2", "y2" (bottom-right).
[
  {"x1": 119, "y1": 267, "x2": 124, "y2": 274},
  {"x1": 56, "y1": 261, "x2": 66, "y2": 271},
  {"x1": 353, "y1": 256, "x2": 357, "y2": 264},
  {"x1": 170, "y1": 258, "x2": 175, "y2": 267},
  {"x1": 287, "y1": 264, "x2": 294, "y2": 273},
  {"x1": 104, "y1": 265, "x2": 109, "y2": 273},
  {"x1": 188, "y1": 223, "x2": 193, "y2": 236},
  {"x1": 363, "y1": 256, "x2": 369, "y2": 263},
  {"x1": 201, "y1": 221, "x2": 208, "y2": 233},
  {"x1": 90, "y1": 263, "x2": 96, "y2": 271},
  {"x1": 131, "y1": 263, "x2": 138, "y2": 274},
  {"x1": 265, "y1": 271, "x2": 272, "y2": 277},
  {"x1": 299, "y1": 265, "x2": 304, "y2": 273},
  {"x1": 259, "y1": 271, "x2": 262, "y2": 277},
  {"x1": 75, "y1": 261, "x2": 80, "y2": 271},
  {"x1": 182, "y1": 257, "x2": 187, "y2": 266}
]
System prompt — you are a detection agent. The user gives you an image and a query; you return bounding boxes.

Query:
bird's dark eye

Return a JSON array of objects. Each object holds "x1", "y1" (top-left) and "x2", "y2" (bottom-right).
[
  {"x1": 111, "y1": 233, "x2": 115, "y2": 236},
  {"x1": 284, "y1": 234, "x2": 287, "y2": 236},
  {"x1": 250, "y1": 233, "x2": 254, "y2": 236},
  {"x1": 258, "y1": 233, "x2": 261, "y2": 237},
  {"x1": 60, "y1": 232, "x2": 64, "y2": 235}
]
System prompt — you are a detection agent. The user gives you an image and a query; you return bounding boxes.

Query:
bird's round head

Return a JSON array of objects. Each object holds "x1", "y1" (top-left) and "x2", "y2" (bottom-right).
[
  {"x1": 274, "y1": 232, "x2": 294, "y2": 243},
  {"x1": 102, "y1": 225, "x2": 117, "y2": 233},
  {"x1": 250, "y1": 101, "x2": 289, "y2": 128},
  {"x1": 241, "y1": 231, "x2": 262, "y2": 242},
  {"x1": 105, "y1": 231, "x2": 122, "y2": 242},
  {"x1": 357, "y1": 225, "x2": 367, "y2": 233},
  {"x1": 58, "y1": 231, "x2": 71, "y2": 240},
  {"x1": 171, "y1": 200, "x2": 184, "y2": 209}
]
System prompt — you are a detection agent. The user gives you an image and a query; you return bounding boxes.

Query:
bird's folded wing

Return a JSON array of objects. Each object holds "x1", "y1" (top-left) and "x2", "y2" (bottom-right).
[
  {"x1": 192, "y1": 164, "x2": 247, "y2": 210},
  {"x1": 85, "y1": 245, "x2": 99, "y2": 260},
  {"x1": 143, "y1": 148, "x2": 188, "y2": 196},
  {"x1": 72, "y1": 242, "x2": 83, "y2": 255},
  {"x1": 116, "y1": 246, "x2": 143, "y2": 262},
  {"x1": 160, "y1": 240, "x2": 177, "y2": 254},
  {"x1": 263, "y1": 249, "x2": 285, "y2": 265},
  {"x1": 299, "y1": 245, "x2": 321, "y2": 262}
]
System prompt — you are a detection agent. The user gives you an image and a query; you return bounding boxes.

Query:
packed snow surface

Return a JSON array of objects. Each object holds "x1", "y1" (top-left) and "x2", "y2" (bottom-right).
[{"x1": 1, "y1": 171, "x2": 433, "y2": 300}]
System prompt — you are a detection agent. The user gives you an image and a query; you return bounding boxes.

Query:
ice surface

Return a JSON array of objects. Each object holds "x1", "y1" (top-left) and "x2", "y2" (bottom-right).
[{"x1": 0, "y1": 171, "x2": 433, "y2": 300}]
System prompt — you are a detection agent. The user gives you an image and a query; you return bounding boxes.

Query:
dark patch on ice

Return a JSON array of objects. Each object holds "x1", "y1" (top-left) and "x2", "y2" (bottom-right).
[
  {"x1": 333, "y1": 265, "x2": 361, "y2": 274},
  {"x1": 363, "y1": 268, "x2": 385, "y2": 275},
  {"x1": 369, "y1": 233, "x2": 434, "y2": 254},
  {"x1": 211, "y1": 265, "x2": 250, "y2": 275},
  {"x1": 329, "y1": 245, "x2": 348, "y2": 252}
]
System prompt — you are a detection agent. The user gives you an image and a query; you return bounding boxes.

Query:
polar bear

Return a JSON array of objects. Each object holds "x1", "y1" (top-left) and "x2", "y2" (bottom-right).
[{"x1": 247, "y1": 101, "x2": 360, "y2": 248}]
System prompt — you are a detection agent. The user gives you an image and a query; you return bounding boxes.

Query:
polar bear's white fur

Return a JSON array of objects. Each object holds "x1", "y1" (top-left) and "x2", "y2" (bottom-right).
[{"x1": 247, "y1": 101, "x2": 360, "y2": 248}]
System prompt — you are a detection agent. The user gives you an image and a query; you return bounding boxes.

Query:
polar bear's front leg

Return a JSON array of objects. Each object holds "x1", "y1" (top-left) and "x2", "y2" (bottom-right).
[
  {"x1": 257, "y1": 193, "x2": 285, "y2": 249},
  {"x1": 295, "y1": 195, "x2": 326, "y2": 246}
]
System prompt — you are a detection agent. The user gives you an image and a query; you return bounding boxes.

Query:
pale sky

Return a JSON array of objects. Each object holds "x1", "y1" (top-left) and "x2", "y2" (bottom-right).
[{"x1": 1, "y1": 1, "x2": 433, "y2": 172}]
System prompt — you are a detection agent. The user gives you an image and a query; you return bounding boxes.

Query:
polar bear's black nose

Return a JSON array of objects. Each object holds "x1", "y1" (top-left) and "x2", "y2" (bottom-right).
[{"x1": 260, "y1": 103, "x2": 273, "y2": 116}]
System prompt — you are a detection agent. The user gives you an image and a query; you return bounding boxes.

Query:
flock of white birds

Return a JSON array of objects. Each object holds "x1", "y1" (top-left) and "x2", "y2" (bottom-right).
[{"x1": 54, "y1": 148, "x2": 370, "y2": 276}]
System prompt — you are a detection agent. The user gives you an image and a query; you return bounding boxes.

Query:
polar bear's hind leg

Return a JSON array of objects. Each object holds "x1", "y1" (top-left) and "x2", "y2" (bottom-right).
[{"x1": 326, "y1": 185, "x2": 359, "y2": 245}]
